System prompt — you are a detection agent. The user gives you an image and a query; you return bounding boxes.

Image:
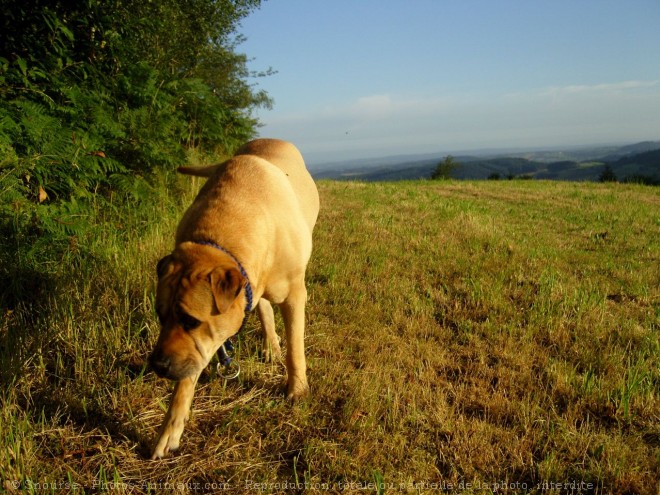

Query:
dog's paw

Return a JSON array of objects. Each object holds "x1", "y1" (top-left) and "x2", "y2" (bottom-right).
[
  {"x1": 262, "y1": 344, "x2": 282, "y2": 363},
  {"x1": 261, "y1": 337, "x2": 282, "y2": 363},
  {"x1": 286, "y1": 379, "x2": 310, "y2": 402},
  {"x1": 150, "y1": 420, "x2": 185, "y2": 460},
  {"x1": 151, "y1": 434, "x2": 180, "y2": 460}
]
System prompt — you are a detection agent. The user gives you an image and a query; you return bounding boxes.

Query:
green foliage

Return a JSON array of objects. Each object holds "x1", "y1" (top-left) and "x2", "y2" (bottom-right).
[
  {"x1": 431, "y1": 155, "x2": 459, "y2": 180},
  {"x1": 0, "y1": 0, "x2": 269, "y2": 290}
]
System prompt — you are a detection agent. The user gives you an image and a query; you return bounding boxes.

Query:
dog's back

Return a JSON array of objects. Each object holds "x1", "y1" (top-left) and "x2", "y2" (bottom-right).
[
  {"x1": 178, "y1": 139, "x2": 319, "y2": 234},
  {"x1": 235, "y1": 139, "x2": 319, "y2": 233}
]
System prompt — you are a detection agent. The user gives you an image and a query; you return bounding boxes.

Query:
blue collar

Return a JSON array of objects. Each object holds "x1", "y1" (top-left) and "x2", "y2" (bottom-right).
[{"x1": 193, "y1": 240, "x2": 253, "y2": 315}]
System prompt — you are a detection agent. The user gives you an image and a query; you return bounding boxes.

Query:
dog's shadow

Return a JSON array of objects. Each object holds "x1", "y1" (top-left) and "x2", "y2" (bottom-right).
[{"x1": 17, "y1": 367, "x2": 153, "y2": 462}]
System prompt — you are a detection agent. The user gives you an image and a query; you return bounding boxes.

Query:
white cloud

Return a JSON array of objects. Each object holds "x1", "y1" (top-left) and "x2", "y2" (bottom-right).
[
  {"x1": 353, "y1": 94, "x2": 394, "y2": 117},
  {"x1": 540, "y1": 79, "x2": 659, "y2": 97}
]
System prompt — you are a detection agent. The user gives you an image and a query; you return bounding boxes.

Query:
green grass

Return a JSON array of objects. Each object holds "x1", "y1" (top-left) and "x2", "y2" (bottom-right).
[{"x1": 1, "y1": 179, "x2": 658, "y2": 493}]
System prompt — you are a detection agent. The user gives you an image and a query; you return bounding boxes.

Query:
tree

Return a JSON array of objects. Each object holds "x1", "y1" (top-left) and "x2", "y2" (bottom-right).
[
  {"x1": 431, "y1": 155, "x2": 458, "y2": 180},
  {"x1": 599, "y1": 165, "x2": 617, "y2": 183}
]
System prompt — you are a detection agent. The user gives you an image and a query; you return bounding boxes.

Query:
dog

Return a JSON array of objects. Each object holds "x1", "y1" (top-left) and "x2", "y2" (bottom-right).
[{"x1": 148, "y1": 138, "x2": 319, "y2": 459}]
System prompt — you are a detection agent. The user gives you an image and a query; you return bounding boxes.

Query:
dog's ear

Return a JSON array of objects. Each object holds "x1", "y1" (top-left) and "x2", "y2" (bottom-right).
[
  {"x1": 210, "y1": 267, "x2": 246, "y2": 313},
  {"x1": 157, "y1": 255, "x2": 175, "y2": 279},
  {"x1": 155, "y1": 255, "x2": 181, "y2": 324}
]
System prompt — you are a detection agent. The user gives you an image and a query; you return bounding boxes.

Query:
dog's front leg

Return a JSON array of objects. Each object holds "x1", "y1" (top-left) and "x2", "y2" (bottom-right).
[
  {"x1": 151, "y1": 373, "x2": 200, "y2": 459},
  {"x1": 281, "y1": 283, "x2": 309, "y2": 401},
  {"x1": 257, "y1": 299, "x2": 282, "y2": 362}
]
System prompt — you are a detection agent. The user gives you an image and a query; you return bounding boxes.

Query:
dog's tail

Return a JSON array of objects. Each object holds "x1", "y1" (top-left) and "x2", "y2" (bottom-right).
[{"x1": 176, "y1": 165, "x2": 219, "y2": 177}]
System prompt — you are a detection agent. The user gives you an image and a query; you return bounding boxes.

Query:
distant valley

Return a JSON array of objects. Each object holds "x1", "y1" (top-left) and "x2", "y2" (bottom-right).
[{"x1": 311, "y1": 141, "x2": 660, "y2": 184}]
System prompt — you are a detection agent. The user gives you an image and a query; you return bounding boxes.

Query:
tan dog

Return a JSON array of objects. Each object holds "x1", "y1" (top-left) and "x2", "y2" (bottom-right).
[{"x1": 148, "y1": 138, "x2": 319, "y2": 459}]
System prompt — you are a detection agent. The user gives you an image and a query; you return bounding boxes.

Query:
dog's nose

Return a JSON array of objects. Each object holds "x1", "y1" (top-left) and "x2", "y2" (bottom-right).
[{"x1": 148, "y1": 351, "x2": 171, "y2": 377}]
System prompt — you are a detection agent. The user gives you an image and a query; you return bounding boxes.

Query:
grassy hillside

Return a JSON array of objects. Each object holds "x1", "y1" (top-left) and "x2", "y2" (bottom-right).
[{"x1": 1, "y1": 179, "x2": 658, "y2": 493}]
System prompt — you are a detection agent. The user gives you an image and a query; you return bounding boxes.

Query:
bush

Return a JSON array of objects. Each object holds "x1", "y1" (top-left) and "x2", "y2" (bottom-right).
[
  {"x1": 0, "y1": 0, "x2": 269, "y2": 268},
  {"x1": 0, "y1": 0, "x2": 271, "y2": 310}
]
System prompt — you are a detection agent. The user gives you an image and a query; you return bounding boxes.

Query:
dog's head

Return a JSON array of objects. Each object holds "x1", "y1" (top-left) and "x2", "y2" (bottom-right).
[{"x1": 148, "y1": 244, "x2": 248, "y2": 380}]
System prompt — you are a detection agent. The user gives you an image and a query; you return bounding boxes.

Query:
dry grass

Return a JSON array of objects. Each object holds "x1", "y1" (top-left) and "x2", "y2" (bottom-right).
[{"x1": 1, "y1": 179, "x2": 658, "y2": 494}]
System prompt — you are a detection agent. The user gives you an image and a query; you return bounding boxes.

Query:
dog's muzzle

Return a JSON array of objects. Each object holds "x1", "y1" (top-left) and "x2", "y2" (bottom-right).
[{"x1": 148, "y1": 350, "x2": 171, "y2": 378}]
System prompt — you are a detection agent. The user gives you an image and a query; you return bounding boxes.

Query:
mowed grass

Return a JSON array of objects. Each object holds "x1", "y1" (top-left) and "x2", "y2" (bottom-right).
[{"x1": 1, "y1": 179, "x2": 658, "y2": 493}]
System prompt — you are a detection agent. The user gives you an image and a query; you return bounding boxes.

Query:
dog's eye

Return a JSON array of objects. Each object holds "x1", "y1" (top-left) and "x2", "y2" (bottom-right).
[{"x1": 179, "y1": 313, "x2": 200, "y2": 331}]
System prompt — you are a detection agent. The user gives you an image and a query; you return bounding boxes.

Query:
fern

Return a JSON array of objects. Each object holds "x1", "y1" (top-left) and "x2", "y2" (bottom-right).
[{"x1": 1, "y1": 0, "x2": 267, "y2": 287}]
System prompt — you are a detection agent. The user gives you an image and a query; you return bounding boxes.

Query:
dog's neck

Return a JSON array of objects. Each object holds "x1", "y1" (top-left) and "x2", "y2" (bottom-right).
[{"x1": 192, "y1": 240, "x2": 254, "y2": 314}]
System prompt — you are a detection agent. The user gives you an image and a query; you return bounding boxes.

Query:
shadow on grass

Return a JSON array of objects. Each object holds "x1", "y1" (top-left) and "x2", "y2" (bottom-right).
[
  {"x1": 15, "y1": 367, "x2": 154, "y2": 460},
  {"x1": 0, "y1": 238, "x2": 60, "y2": 389},
  {"x1": 0, "y1": 223, "x2": 155, "y2": 458}
]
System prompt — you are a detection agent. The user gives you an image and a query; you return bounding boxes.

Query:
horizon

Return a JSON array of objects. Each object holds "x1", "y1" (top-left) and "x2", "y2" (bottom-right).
[
  {"x1": 305, "y1": 138, "x2": 657, "y2": 170},
  {"x1": 240, "y1": 1, "x2": 660, "y2": 164}
]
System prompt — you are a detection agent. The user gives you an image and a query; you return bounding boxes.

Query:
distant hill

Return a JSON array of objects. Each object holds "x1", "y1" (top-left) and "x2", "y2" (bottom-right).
[
  {"x1": 598, "y1": 141, "x2": 660, "y2": 161},
  {"x1": 605, "y1": 149, "x2": 660, "y2": 184},
  {"x1": 313, "y1": 141, "x2": 660, "y2": 184}
]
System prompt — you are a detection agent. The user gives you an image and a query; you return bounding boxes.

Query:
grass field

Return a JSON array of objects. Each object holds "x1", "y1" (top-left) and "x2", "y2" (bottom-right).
[{"x1": 1, "y1": 179, "x2": 658, "y2": 494}]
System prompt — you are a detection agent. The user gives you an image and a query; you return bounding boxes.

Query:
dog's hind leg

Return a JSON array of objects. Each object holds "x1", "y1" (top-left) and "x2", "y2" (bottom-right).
[
  {"x1": 280, "y1": 282, "x2": 310, "y2": 401},
  {"x1": 151, "y1": 372, "x2": 200, "y2": 459},
  {"x1": 257, "y1": 299, "x2": 282, "y2": 362}
]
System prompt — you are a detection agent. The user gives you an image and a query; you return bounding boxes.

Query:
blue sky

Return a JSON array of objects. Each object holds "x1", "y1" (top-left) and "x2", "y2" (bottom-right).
[{"x1": 239, "y1": 1, "x2": 660, "y2": 164}]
